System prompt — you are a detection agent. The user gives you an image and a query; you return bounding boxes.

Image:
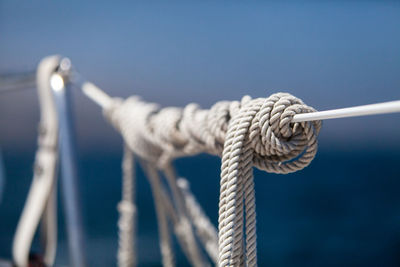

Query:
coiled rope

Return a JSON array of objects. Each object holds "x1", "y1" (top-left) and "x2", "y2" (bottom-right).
[
  {"x1": 105, "y1": 92, "x2": 321, "y2": 266},
  {"x1": 218, "y1": 94, "x2": 320, "y2": 266}
]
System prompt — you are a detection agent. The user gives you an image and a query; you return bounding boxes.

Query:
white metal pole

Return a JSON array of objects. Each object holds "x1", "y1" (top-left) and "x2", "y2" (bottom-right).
[
  {"x1": 292, "y1": 100, "x2": 400, "y2": 123},
  {"x1": 51, "y1": 68, "x2": 87, "y2": 267}
]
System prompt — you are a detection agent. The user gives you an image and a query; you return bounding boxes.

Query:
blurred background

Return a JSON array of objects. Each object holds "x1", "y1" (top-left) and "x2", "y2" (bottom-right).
[{"x1": 1, "y1": 1, "x2": 400, "y2": 266}]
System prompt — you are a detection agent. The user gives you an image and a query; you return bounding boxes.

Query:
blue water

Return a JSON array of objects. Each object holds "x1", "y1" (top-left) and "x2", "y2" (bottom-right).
[{"x1": 0, "y1": 147, "x2": 400, "y2": 266}]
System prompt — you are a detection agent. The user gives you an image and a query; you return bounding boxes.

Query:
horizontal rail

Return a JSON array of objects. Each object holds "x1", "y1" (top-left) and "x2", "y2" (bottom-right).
[
  {"x1": 2, "y1": 58, "x2": 400, "y2": 123},
  {"x1": 292, "y1": 100, "x2": 400, "y2": 122},
  {"x1": 75, "y1": 78, "x2": 400, "y2": 123}
]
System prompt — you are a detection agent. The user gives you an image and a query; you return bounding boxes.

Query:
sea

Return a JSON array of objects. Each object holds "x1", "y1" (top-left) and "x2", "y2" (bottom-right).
[{"x1": 0, "y1": 146, "x2": 399, "y2": 266}]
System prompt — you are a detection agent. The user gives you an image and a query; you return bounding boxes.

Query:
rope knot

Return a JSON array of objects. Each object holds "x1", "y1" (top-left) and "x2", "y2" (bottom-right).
[
  {"x1": 259, "y1": 93, "x2": 306, "y2": 138},
  {"x1": 102, "y1": 91, "x2": 322, "y2": 267},
  {"x1": 226, "y1": 93, "x2": 321, "y2": 174},
  {"x1": 105, "y1": 92, "x2": 321, "y2": 174},
  {"x1": 218, "y1": 93, "x2": 321, "y2": 266}
]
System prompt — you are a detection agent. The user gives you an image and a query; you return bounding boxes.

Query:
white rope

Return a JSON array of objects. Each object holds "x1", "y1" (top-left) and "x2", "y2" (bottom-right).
[
  {"x1": 177, "y1": 178, "x2": 219, "y2": 264},
  {"x1": 139, "y1": 161, "x2": 175, "y2": 267},
  {"x1": 119, "y1": 149, "x2": 211, "y2": 267},
  {"x1": 6, "y1": 57, "x2": 400, "y2": 267},
  {"x1": 104, "y1": 94, "x2": 320, "y2": 172},
  {"x1": 117, "y1": 145, "x2": 137, "y2": 267},
  {"x1": 68, "y1": 61, "x2": 394, "y2": 267},
  {"x1": 77, "y1": 77, "x2": 400, "y2": 124},
  {"x1": 120, "y1": 145, "x2": 206, "y2": 267},
  {"x1": 219, "y1": 94, "x2": 321, "y2": 266},
  {"x1": 103, "y1": 92, "x2": 321, "y2": 266},
  {"x1": 139, "y1": 159, "x2": 211, "y2": 267},
  {"x1": 63, "y1": 67, "x2": 398, "y2": 266},
  {"x1": 163, "y1": 164, "x2": 209, "y2": 267}
]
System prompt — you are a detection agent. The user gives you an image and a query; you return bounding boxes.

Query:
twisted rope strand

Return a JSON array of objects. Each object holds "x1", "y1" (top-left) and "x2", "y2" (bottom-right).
[
  {"x1": 139, "y1": 161, "x2": 175, "y2": 267},
  {"x1": 117, "y1": 145, "x2": 136, "y2": 267},
  {"x1": 140, "y1": 161, "x2": 208, "y2": 267},
  {"x1": 105, "y1": 92, "x2": 321, "y2": 267},
  {"x1": 163, "y1": 165, "x2": 209, "y2": 267},
  {"x1": 177, "y1": 178, "x2": 219, "y2": 264}
]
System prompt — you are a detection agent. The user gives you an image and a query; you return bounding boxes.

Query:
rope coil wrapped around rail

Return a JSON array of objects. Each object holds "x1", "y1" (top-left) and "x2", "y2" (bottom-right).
[{"x1": 104, "y1": 92, "x2": 321, "y2": 266}]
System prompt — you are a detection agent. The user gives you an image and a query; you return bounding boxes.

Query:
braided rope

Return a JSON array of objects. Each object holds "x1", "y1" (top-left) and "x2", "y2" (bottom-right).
[
  {"x1": 140, "y1": 161, "x2": 210, "y2": 267},
  {"x1": 140, "y1": 161, "x2": 175, "y2": 267},
  {"x1": 105, "y1": 92, "x2": 321, "y2": 266},
  {"x1": 117, "y1": 145, "x2": 136, "y2": 267},
  {"x1": 177, "y1": 178, "x2": 219, "y2": 264},
  {"x1": 218, "y1": 94, "x2": 320, "y2": 266},
  {"x1": 163, "y1": 165, "x2": 209, "y2": 267}
]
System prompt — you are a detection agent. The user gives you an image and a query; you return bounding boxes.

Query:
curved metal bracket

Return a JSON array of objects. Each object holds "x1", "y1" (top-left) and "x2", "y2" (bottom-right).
[{"x1": 13, "y1": 56, "x2": 60, "y2": 267}]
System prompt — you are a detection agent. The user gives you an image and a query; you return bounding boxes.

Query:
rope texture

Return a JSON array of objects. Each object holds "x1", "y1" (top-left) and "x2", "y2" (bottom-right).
[
  {"x1": 140, "y1": 161, "x2": 175, "y2": 267},
  {"x1": 139, "y1": 161, "x2": 213, "y2": 267},
  {"x1": 105, "y1": 92, "x2": 321, "y2": 266},
  {"x1": 117, "y1": 145, "x2": 137, "y2": 267},
  {"x1": 177, "y1": 178, "x2": 219, "y2": 264}
]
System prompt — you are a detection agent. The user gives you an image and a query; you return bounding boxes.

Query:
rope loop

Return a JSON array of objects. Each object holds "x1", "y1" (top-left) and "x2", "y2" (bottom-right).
[
  {"x1": 104, "y1": 92, "x2": 321, "y2": 172},
  {"x1": 245, "y1": 93, "x2": 322, "y2": 174},
  {"x1": 218, "y1": 93, "x2": 321, "y2": 266},
  {"x1": 104, "y1": 92, "x2": 321, "y2": 267}
]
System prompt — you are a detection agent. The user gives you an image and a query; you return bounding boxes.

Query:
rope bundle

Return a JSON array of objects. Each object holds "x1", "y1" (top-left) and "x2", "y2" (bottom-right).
[
  {"x1": 105, "y1": 92, "x2": 321, "y2": 266},
  {"x1": 218, "y1": 93, "x2": 321, "y2": 267}
]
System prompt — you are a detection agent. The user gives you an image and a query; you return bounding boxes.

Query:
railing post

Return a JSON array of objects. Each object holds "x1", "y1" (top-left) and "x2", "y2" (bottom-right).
[{"x1": 51, "y1": 59, "x2": 87, "y2": 267}]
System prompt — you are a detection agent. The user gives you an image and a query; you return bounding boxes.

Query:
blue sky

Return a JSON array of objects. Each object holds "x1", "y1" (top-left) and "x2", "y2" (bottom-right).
[{"x1": 1, "y1": 1, "x2": 399, "y2": 151}]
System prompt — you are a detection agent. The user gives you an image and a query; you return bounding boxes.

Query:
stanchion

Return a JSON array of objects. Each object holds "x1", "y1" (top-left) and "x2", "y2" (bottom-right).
[{"x1": 51, "y1": 58, "x2": 87, "y2": 267}]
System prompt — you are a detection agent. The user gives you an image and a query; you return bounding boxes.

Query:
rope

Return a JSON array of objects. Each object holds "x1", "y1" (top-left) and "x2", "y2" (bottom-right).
[
  {"x1": 177, "y1": 178, "x2": 219, "y2": 264},
  {"x1": 162, "y1": 164, "x2": 208, "y2": 267},
  {"x1": 117, "y1": 145, "x2": 137, "y2": 267},
  {"x1": 104, "y1": 92, "x2": 321, "y2": 266},
  {"x1": 139, "y1": 161, "x2": 175, "y2": 267},
  {"x1": 218, "y1": 94, "x2": 321, "y2": 266},
  {"x1": 140, "y1": 160, "x2": 211, "y2": 267}
]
